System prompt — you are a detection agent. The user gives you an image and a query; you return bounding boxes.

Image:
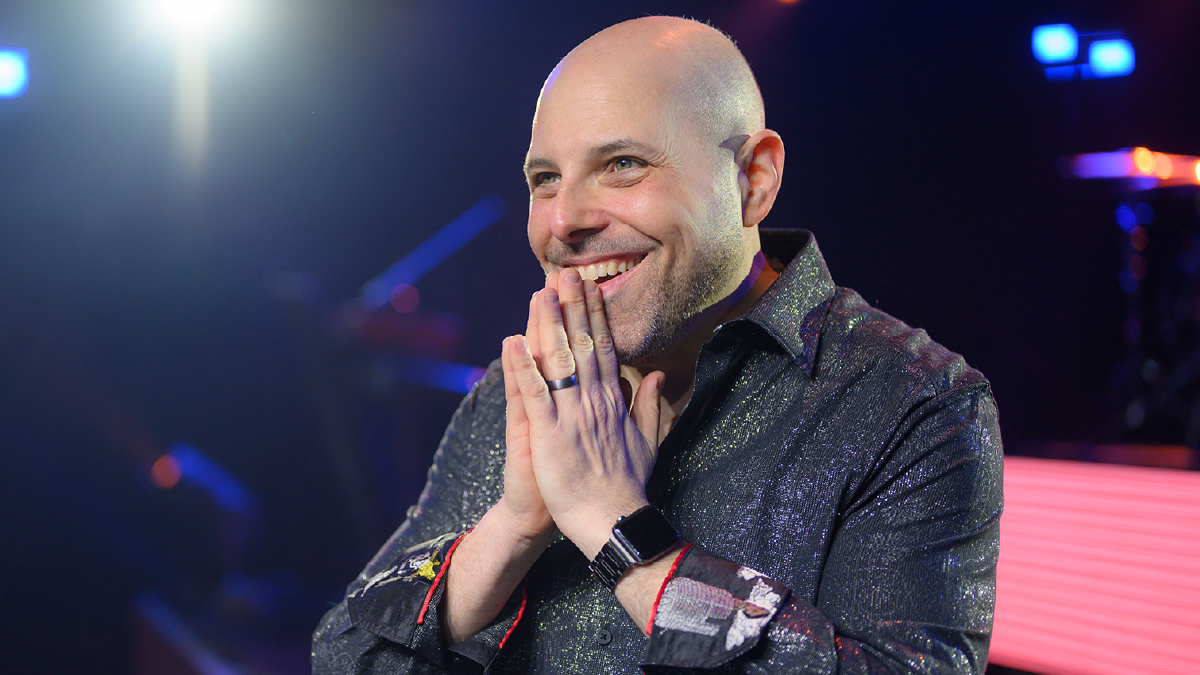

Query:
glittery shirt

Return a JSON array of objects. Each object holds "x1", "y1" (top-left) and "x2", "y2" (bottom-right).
[{"x1": 312, "y1": 230, "x2": 1004, "y2": 674}]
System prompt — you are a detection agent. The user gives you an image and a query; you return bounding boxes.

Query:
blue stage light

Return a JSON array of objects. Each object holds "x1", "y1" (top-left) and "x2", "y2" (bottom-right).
[
  {"x1": 1032, "y1": 24, "x2": 1078, "y2": 64},
  {"x1": 0, "y1": 49, "x2": 29, "y2": 98},
  {"x1": 1115, "y1": 204, "x2": 1137, "y2": 232},
  {"x1": 169, "y1": 442, "x2": 256, "y2": 514},
  {"x1": 362, "y1": 194, "x2": 506, "y2": 310},
  {"x1": 395, "y1": 356, "x2": 487, "y2": 395},
  {"x1": 1089, "y1": 39, "x2": 1134, "y2": 77}
]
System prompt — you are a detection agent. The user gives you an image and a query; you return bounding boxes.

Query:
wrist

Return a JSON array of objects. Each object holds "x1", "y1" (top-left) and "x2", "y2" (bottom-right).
[
  {"x1": 560, "y1": 495, "x2": 650, "y2": 560},
  {"x1": 489, "y1": 498, "x2": 557, "y2": 552}
]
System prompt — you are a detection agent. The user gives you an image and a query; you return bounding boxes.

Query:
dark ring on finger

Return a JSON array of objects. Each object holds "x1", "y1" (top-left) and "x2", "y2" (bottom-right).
[{"x1": 545, "y1": 373, "x2": 578, "y2": 391}]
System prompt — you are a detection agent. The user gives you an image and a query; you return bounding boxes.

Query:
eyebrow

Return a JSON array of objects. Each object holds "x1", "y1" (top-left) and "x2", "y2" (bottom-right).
[{"x1": 523, "y1": 138, "x2": 658, "y2": 175}]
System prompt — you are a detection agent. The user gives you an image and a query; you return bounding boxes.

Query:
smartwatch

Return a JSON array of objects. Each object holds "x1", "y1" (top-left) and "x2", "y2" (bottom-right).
[{"x1": 588, "y1": 505, "x2": 680, "y2": 590}]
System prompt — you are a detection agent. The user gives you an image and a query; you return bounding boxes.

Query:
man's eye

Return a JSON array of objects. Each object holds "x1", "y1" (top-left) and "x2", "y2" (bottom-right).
[
  {"x1": 533, "y1": 173, "x2": 559, "y2": 187},
  {"x1": 612, "y1": 157, "x2": 641, "y2": 172}
]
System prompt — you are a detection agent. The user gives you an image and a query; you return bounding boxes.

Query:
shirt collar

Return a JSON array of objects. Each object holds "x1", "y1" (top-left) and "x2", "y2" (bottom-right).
[{"x1": 740, "y1": 229, "x2": 836, "y2": 376}]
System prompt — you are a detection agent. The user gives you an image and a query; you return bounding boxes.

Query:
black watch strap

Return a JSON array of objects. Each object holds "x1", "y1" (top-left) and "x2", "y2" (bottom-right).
[{"x1": 588, "y1": 506, "x2": 680, "y2": 591}]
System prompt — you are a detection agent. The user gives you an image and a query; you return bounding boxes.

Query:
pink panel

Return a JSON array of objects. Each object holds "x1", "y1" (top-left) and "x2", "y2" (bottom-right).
[{"x1": 989, "y1": 457, "x2": 1200, "y2": 675}]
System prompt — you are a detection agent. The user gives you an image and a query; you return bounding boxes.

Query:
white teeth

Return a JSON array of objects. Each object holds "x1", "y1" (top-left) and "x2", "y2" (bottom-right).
[{"x1": 569, "y1": 257, "x2": 639, "y2": 282}]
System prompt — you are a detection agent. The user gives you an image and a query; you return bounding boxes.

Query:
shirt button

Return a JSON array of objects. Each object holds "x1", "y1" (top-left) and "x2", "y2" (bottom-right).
[{"x1": 595, "y1": 628, "x2": 612, "y2": 646}]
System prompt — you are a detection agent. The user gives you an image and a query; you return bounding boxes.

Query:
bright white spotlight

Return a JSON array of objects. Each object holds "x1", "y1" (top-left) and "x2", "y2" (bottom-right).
[
  {"x1": 152, "y1": 0, "x2": 238, "y2": 38},
  {"x1": 0, "y1": 49, "x2": 30, "y2": 98}
]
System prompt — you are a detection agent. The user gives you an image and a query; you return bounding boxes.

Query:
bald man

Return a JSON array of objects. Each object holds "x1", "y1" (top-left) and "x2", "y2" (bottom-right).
[{"x1": 314, "y1": 17, "x2": 1002, "y2": 675}]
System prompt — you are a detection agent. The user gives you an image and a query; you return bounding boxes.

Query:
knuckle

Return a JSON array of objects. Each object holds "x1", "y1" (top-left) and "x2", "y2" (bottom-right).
[
  {"x1": 593, "y1": 331, "x2": 615, "y2": 354},
  {"x1": 572, "y1": 332, "x2": 594, "y2": 353},
  {"x1": 549, "y1": 349, "x2": 575, "y2": 371}
]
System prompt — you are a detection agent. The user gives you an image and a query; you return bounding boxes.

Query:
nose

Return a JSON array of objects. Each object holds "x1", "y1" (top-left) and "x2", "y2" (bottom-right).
[{"x1": 547, "y1": 179, "x2": 607, "y2": 244}]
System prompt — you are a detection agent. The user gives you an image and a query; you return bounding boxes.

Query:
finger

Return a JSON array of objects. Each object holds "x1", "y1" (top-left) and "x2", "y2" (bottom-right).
[
  {"x1": 526, "y1": 291, "x2": 542, "y2": 375},
  {"x1": 536, "y1": 287, "x2": 578, "y2": 386},
  {"x1": 558, "y1": 269, "x2": 601, "y2": 390},
  {"x1": 584, "y1": 279, "x2": 620, "y2": 390},
  {"x1": 501, "y1": 337, "x2": 529, "y2": 436},
  {"x1": 630, "y1": 371, "x2": 666, "y2": 453},
  {"x1": 511, "y1": 334, "x2": 557, "y2": 426}
]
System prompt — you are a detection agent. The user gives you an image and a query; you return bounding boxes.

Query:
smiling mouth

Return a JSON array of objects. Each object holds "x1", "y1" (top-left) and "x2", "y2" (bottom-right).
[{"x1": 570, "y1": 255, "x2": 645, "y2": 284}]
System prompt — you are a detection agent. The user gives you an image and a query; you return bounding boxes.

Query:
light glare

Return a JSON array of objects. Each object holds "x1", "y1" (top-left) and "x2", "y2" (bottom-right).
[
  {"x1": 153, "y1": 0, "x2": 237, "y2": 38},
  {"x1": 1089, "y1": 39, "x2": 1135, "y2": 77},
  {"x1": 1032, "y1": 24, "x2": 1078, "y2": 64},
  {"x1": 0, "y1": 49, "x2": 30, "y2": 98}
]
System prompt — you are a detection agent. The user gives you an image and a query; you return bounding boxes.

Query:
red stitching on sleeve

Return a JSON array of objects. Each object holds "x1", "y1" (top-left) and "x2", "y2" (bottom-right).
[
  {"x1": 497, "y1": 579, "x2": 528, "y2": 650},
  {"x1": 645, "y1": 543, "x2": 693, "y2": 635},
  {"x1": 416, "y1": 531, "x2": 469, "y2": 625}
]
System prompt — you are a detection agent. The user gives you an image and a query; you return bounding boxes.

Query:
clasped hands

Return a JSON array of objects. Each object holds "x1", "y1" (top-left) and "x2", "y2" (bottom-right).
[{"x1": 498, "y1": 268, "x2": 669, "y2": 561}]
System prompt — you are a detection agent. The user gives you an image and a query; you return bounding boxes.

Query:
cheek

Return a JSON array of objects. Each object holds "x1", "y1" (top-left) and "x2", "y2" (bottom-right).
[{"x1": 610, "y1": 181, "x2": 693, "y2": 244}]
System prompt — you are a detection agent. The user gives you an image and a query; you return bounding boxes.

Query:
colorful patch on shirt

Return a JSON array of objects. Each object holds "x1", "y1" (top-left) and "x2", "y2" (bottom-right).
[{"x1": 353, "y1": 547, "x2": 446, "y2": 597}]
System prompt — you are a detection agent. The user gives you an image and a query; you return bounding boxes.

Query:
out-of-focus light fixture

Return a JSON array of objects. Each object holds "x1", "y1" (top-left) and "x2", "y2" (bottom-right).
[
  {"x1": 146, "y1": 1, "x2": 244, "y2": 178},
  {"x1": 1068, "y1": 147, "x2": 1200, "y2": 192},
  {"x1": 1032, "y1": 24, "x2": 1078, "y2": 64},
  {"x1": 151, "y1": 0, "x2": 239, "y2": 39},
  {"x1": 0, "y1": 48, "x2": 30, "y2": 98},
  {"x1": 1088, "y1": 38, "x2": 1135, "y2": 78},
  {"x1": 1032, "y1": 24, "x2": 1136, "y2": 81}
]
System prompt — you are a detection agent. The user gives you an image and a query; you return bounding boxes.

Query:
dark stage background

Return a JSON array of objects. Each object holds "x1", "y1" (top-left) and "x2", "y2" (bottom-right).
[{"x1": 1, "y1": 1, "x2": 1197, "y2": 672}]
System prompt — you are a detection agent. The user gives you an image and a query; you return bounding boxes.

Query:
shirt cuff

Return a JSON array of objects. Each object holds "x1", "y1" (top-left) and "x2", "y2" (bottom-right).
[
  {"x1": 345, "y1": 531, "x2": 527, "y2": 670},
  {"x1": 643, "y1": 545, "x2": 790, "y2": 670}
]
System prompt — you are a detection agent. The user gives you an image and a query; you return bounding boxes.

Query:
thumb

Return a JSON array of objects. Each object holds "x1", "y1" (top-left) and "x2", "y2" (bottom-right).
[{"x1": 630, "y1": 371, "x2": 666, "y2": 452}]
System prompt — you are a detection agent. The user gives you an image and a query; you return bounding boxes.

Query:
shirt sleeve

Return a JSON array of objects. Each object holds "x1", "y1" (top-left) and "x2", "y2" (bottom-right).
[
  {"x1": 313, "y1": 361, "x2": 523, "y2": 675},
  {"x1": 642, "y1": 382, "x2": 1003, "y2": 674}
]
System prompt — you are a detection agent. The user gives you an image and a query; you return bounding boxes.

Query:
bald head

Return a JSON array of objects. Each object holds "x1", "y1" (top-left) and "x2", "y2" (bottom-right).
[
  {"x1": 523, "y1": 17, "x2": 785, "y2": 366},
  {"x1": 537, "y1": 17, "x2": 765, "y2": 151}
]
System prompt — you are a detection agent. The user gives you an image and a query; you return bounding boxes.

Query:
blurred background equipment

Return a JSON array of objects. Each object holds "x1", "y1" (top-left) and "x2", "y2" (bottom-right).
[{"x1": 1, "y1": 1, "x2": 1198, "y2": 673}]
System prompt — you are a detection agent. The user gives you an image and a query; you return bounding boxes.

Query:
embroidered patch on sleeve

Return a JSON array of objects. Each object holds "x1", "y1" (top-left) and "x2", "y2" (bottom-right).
[{"x1": 351, "y1": 534, "x2": 458, "y2": 600}]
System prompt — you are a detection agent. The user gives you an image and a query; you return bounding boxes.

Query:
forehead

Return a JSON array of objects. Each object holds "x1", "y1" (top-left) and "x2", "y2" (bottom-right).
[{"x1": 527, "y1": 65, "x2": 680, "y2": 159}]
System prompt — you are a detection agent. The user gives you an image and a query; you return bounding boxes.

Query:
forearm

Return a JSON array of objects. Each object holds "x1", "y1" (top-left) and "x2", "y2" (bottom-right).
[{"x1": 441, "y1": 498, "x2": 554, "y2": 643}]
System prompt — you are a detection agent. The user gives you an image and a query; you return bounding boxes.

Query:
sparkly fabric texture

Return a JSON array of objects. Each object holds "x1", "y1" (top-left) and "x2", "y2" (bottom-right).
[{"x1": 312, "y1": 230, "x2": 1004, "y2": 674}]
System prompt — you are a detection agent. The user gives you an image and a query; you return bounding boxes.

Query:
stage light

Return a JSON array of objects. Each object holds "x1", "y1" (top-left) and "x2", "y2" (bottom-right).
[
  {"x1": 1194, "y1": 160, "x2": 1200, "y2": 183},
  {"x1": 1088, "y1": 38, "x2": 1134, "y2": 78},
  {"x1": 0, "y1": 49, "x2": 29, "y2": 98},
  {"x1": 396, "y1": 356, "x2": 487, "y2": 395},
  {"x1": 1032, "y1": 24, "x2": 1078, "y2": 64},
  {"x1": 1154, "y1": 153, "x2": 1174, "y2": 179},
  {"x1": 362, "y1": 194, "x2": 506, "y2": 310},
  {"x1": 1133, "y1": 147, "x2": 1156, "y2": 175},
  {"x1": 1115, "y1": 204, "x2": 1137, "y2": 232},
  {"x1": 151, "y1": 454, "x2": 182, "y2": 489},
  {"x1": 389, "y1": 284, "x2": 420, "y2": 314},
  {"x1": 151, "y1": 0, "x2": 239, "y2": 38}
]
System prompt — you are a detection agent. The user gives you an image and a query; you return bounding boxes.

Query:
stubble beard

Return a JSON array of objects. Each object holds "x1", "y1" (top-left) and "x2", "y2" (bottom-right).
[{"x1": 612, "y1": 235, "x2": 744, "y2": 368}]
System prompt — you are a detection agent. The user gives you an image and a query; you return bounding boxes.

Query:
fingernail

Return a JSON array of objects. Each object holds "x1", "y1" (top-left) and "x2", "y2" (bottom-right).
[
  {"x1": 544, "y1": 289, "x2": 558, "y2": 304},
  {"x1": 584, "y1": 279, "x2": 599, "y2": 295},
  {"x1": 515, "y1": 335, "x2": 527, "y2": 353},
  {"x1": 563, "y1": 268, "x2": 581, "y2": 285}
]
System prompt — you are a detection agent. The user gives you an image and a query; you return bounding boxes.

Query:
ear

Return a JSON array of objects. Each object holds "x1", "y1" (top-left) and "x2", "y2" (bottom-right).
[{"x1": 737, "y1": 130, "x2": 785, "y2": 228}]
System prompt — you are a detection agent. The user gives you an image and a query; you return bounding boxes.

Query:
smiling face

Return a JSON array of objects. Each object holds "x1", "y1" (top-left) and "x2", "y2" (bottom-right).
[{"x1": 524, "y1": 34, "x2": 754, "y2": 366}]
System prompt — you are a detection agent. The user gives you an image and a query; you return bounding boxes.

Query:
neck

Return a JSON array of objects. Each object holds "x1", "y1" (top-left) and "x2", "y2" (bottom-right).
[{"x1": 621, "y1": 251, "x2": 779, "y2": 418}]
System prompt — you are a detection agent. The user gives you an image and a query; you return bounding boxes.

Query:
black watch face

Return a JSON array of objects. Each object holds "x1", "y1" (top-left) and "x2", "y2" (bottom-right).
[{"x1": 617, "y1": 509, "x2": 679, "y2": 558}]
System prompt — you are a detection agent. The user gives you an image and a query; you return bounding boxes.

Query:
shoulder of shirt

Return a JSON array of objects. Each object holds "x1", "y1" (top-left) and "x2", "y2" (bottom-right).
[{"x1": 819, "y1": 286, "x2": 990, "y2": 399}]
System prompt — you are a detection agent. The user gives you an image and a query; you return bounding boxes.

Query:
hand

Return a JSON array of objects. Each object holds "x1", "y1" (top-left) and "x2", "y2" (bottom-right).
[
  {"x1": 496, "y1": 278, "x2": 559, "y2": 543},
  {"x1": 502, "y1": 269, "x2": 668, "y2": 559}
]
